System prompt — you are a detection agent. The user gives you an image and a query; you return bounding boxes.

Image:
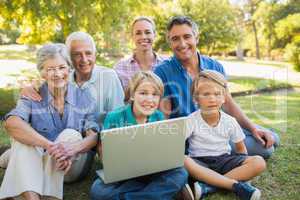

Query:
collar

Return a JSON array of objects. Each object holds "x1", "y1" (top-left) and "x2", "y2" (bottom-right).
[
  {"x1": 40, "y1": 83, "x2": 76, "y2": 107},
  {"x1": 172, "y1": 51, "x2": 203, "y2": 72},
  {"x1": 130, "y1": 52, "x2": 163, "y2": 64},
  {"x1": 124, "y1": 104, "x2": 138, "y2": 125},
  {"x1": 70, "y1": 66, "x2": 97, "y2": 86},
  {"x1": 124, "y1": 104, "x2": 158, "y2": 124}
]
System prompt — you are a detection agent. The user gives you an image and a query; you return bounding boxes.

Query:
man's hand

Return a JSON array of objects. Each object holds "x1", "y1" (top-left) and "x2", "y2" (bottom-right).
[
  {"x1": 20, "y1": 85, "x2": 42, "y2": 101},
  {"x1": 252, "y1": 128, "x2": 275, "y2": 148}
]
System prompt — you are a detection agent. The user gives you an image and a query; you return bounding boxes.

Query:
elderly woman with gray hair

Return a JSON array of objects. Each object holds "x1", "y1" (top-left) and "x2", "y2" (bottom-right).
[{"x1": 0, "y1": 43, "x2": 99, "y2": 200}]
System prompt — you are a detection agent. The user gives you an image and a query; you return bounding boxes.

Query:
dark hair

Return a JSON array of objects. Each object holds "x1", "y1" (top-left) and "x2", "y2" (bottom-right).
[{"x1": 167, "y1": 16, "x2": 199, "y2": 37}]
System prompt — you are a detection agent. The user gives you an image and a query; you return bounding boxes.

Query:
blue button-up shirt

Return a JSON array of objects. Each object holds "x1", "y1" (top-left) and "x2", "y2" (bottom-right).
[
  {"x1": 5, "y1": 83, "x2": 100, "y2": 141},
  {"x1": 70, "y1": 66, "x2": 124, "y2": 125},
  {"x1": 154, "y1": 52, "x2": 226, "y2": 118}
]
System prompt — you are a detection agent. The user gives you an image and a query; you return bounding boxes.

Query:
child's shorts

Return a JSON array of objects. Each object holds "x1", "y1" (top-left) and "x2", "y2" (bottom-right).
[{"x1": 191, "y1": 153, "x2": 247, "y2": 175}]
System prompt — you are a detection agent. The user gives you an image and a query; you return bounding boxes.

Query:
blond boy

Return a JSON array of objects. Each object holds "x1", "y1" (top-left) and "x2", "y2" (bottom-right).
[{"x1": 185, "y1": 70, "x2": 266, "y2": 200}]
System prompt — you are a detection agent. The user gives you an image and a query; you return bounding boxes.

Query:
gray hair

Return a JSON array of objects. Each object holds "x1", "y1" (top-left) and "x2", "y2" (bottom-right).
[
  {"x1": 65, "y1": 31, "x2": 96, "y2": 55},
  {"x1": 167, "y1": 16, "x2": 199, "y2": 39},
  {"x1": 36, "y1": 43, "x2": 72, "y2": 72},
  {"x1": 131, "y1": 16, "x2": 156, "y2": 34}
]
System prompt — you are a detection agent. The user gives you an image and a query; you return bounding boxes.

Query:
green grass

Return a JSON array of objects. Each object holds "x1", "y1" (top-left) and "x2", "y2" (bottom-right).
[
  {"x1": 0, "y1": 121, "x2": 9, "y2": 146},
  {"x1": 0, "y1": 90, "x2": 299, "y2": 199},
  {"x1": 205, "y1": 90, "x2": 300, "y2": 200},
  {"x1": 0, "y1": 88, "x2": 19, "y2": 118},
  {"x1": 228, "y1": 76, "x2": 292, "y2": 94}
]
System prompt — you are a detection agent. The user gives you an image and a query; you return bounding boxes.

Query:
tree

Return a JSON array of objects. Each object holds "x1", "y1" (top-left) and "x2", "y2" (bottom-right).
[
  {"x1": 275, "y1": 13, "x2": 300, "y2": 71},
  {"x1": 240, "y1": 0, "x2": 264, "y2": 59},
  {"x1": 179, "y1": 0, "x2": 240, "y2": 54},
  {"x1": 0, "y1": 0, "x2": 132, "y2": 54},
  {"x1": 253, "y1": 1, "x2": 281, "y2": 59}
]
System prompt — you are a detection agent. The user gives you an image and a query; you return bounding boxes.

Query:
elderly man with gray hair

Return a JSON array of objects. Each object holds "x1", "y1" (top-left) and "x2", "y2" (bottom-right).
[
  {"x1": 0, "y1": 32, "x2": 125, "y2": 182},
  {"x1": 0, "y1": 43, "x2": 100, "y2": 200}
]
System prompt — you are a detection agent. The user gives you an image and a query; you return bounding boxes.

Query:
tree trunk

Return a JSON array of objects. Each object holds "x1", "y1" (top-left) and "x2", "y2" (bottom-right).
[
  {"x1": 236, "y1": 42, "x2": 244, "y2": 60},
  {"x1": 268, "y1": 35, "x2": 272, "y2": 60},
  {"x1": 252, "y1": 20, "x2": 260, "y2": 59}
]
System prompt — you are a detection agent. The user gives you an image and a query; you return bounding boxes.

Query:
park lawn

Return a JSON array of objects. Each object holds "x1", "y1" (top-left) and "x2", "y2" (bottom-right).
[
  {"x1": 205, "y1": 90, "x2": 300, "y2": 200},
  {"x1": 228, "y1": 76, "x2": 291, "y2": 94},
  {"x1": 0, "y1": 90, "x2": 299, "y2": 199}
]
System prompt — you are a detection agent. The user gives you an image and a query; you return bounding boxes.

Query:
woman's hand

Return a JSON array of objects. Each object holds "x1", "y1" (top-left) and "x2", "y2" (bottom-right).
[
  {"x1": 55, "y1": 158, "x2": 72, "y2": 173},
  {"x1": 48, "y1": 141, "x2": 80, "y2": 161}
]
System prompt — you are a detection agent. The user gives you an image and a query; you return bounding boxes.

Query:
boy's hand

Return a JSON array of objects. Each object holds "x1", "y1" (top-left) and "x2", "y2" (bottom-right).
[{"x1": 235, "y1": 141, "x2": 247, "y2": 154}]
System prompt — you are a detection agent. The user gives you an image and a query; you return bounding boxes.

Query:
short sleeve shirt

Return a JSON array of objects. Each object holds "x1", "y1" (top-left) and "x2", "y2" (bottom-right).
[
  {"x1": 186, "y1": 110, "x2": 245, "y2": 157},
  {"x1": 154, "y1": 52, "x2": 226, "y2": 118},
  {"x1": 5, "y1": 83, "x2": 99, "y2": 141},
  {"x1": 70, "y1": 65, "x2": 125, "y2": 124},
  {"x1": 103, "y1": 104, "x2": 164, "y2": 129},
  {"x1": 114, "y1": 53, "x2": 167, "y2": 89}
]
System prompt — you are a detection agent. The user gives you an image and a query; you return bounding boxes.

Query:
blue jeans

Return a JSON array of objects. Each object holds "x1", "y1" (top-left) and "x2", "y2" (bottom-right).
[
  {"x1": 90, "y1": 167, "x2": 188, "y2": 200},
  {"x1": 230, "y1": 127, "x2": 280, "y2": 159}
]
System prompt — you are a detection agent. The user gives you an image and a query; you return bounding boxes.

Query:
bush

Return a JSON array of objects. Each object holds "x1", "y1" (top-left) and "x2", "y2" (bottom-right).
[
  {"x1": 0, "y1": 88, "x2": 18, "y2": 119},
  {"x1": 284, "y1": 42, "x2": 300, "y2": 71}
]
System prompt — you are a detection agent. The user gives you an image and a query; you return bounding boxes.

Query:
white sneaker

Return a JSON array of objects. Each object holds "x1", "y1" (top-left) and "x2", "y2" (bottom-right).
[
  {"x1": 194, "y1": 181, "x2": 217, "y2": 200},
  {"x1": 175, "y1": 183, "x2": 194, "y2": 200},
  {"x1": 193, "y1": 182, "x2": 200, "y2": 200},
  {"x1": 0, "y1": 148, "x2": 11, "y2": 169}
]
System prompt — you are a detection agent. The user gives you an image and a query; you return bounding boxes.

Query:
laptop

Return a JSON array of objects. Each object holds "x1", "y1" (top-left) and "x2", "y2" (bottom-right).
[{"x1": 97, "y1": 117, "x2": 187, "y2": 184}]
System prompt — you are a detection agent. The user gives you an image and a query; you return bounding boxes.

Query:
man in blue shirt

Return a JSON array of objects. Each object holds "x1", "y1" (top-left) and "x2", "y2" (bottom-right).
[{"x1": 154, "y1": 16, "x2": 279, "y2": 159}]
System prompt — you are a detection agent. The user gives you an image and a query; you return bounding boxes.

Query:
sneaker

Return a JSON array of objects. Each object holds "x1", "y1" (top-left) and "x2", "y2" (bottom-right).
[
  {"x1": 233, "y1": 182, "x2": 261, "y2": 200},
  {"x1": 193, "y1": 182, "x2": 217, "y2": 200},
  {"x1": 0, "y1": 148, "x2": 10, "y2": 169},
  {"x1": 175, "y1": 183, "x2": 194, "y2": 200}
]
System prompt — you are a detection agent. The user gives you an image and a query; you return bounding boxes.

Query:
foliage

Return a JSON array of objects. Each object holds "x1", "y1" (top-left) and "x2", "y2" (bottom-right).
[
  {"x1": 0, "y1": 88, "x2": 19, "y2": 119},
  {"x1": 0, "y1": 0, "x2": 133, "y2": 55},
  {"x1": 178, "y1": 0, "x2": 240, "y2": 54},
  {"x1": 1, "y1": 0, "x2": 300, "y2": 61},
  {"x1": 275, "y1": 13, "x2": 300, "y2": 71},
  {"x1": 284, "y1": 42, "x2": 300, "y2": 71},
  {"x1": 0, "y1": 0, "x2": 242, "y2": 55}
]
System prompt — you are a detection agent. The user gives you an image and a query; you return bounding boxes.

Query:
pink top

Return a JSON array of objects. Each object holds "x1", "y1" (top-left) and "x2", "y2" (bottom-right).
[{"x1": 114, "y1": 53, "x2": 167, "y2": 89}]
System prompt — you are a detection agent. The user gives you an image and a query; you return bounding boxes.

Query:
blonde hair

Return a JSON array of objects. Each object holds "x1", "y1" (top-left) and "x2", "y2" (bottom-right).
[
  {"x1": 131, "y1": 16, "x2": 156, "y2": 34},
  {"x1": 191, "y1": 70, "x2": 227, "y2": 97},
  {"x1": 124, "y1": 71, "x2": 164, "y2": 103}
]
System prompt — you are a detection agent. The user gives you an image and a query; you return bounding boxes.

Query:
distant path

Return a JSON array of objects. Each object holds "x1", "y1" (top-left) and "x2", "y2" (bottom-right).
[
  {"x1": 219, "y1": 60, "x2": 300, "y2": 85},
  {"x1": 0, "y1": 59, "x2": 35, "y2": 88}
]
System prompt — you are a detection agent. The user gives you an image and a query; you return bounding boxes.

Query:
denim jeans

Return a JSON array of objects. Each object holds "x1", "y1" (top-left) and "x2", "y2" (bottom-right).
[
  {"x1": 90, "y1": 167, "x2": 188, "y2": 200},
  {"x1": 230, "y1": 127, "x2": 280, "y2": 159}
]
